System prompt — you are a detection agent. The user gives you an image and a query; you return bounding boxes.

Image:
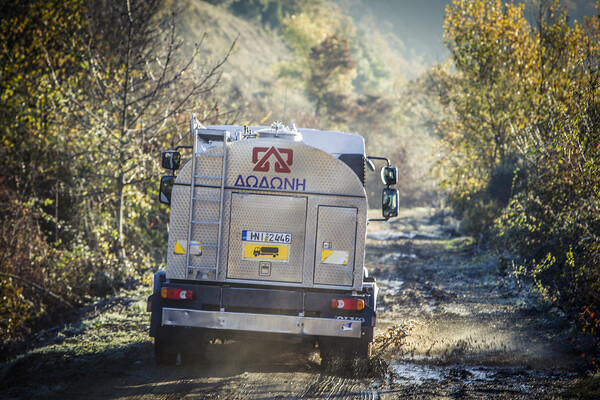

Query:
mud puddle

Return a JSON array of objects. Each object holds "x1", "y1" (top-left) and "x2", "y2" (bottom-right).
[
  {"x1": 391, "y1": 361, "x2": 575, "y2": 389},
  {"x1": 366, "y1": 207, "x2": 593, "y2": 398}
]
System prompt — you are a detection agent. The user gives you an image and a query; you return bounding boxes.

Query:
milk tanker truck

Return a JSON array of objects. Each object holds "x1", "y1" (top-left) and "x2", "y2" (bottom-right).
[{"x1": 147, "y1": 115, "x2": 399, "y2": 365}]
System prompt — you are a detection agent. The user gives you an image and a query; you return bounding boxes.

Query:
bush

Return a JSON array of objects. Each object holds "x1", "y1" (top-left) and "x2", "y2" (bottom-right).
[
  {"x1": 493, "y1": 84, "x2": 600, "y2": 330},
  {"x1": 439, "y1": 0, "x2": 600, "y2": 334}
]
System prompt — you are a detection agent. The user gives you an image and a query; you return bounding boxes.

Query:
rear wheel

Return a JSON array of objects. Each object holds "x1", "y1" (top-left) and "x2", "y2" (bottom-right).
[
  {"x1": 154, "y1": 326, "x2": 207, "y2": 365},
  {"x1": 320, "y1": 327, "x2": 373, "y2": 369},
  {"x1": 154, "y1": 326, "x2": 179, "y2": 365},
  {"x1": 358, "y1": 326, "x2": 374, "y2": 358}
]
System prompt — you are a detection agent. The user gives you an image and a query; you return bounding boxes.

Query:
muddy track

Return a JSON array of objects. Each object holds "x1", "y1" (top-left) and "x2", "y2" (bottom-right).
[
  {"x1": 1, "y1": 208, "x2": 594, "y2": 399},
  {"x1": 299, "y1": 374, "x2": 378, "y2": 399}
]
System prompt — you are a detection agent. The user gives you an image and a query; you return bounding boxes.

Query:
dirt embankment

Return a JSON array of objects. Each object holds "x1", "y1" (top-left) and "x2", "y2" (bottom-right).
[{"x1": 1, "y1": 208, "x2": 597, "y2": 399}]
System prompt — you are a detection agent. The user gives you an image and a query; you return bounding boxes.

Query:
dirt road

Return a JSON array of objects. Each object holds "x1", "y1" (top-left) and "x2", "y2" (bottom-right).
[{"x1": 1, "y1": 208, "x2": 594, "y2": 399}]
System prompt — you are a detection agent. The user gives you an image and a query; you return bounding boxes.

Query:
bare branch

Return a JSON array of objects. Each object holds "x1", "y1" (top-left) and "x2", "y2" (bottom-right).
[{"x1": 0, "y1": 273, "x2": 75, "y2": 311}]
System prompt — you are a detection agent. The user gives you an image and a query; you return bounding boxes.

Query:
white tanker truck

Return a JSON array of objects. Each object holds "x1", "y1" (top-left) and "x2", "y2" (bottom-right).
[{"x1": 147, "y1": 115, "x2": 399, "y2": 365}]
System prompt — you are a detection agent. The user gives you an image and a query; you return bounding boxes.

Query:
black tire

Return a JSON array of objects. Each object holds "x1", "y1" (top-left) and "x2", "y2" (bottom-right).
[
  {"x1": 154, "y1": 326, "x2": 179, "y2": 365},
  {"x1": 154, "y1": 326, "x2": 208, "y2": 366},
  {"x1": 320, "y1": 327, "x2": 373, "y2": 369},
  {"x1": 153, "y1": 270, "x2": 166, "y2": 294},
  {"x1": 358, "y1": 326, "x2": 374, "y2": 358}
]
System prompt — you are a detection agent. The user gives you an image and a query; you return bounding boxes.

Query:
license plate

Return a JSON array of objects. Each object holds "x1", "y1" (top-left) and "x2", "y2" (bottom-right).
[{"x1": 242, "y1": 230, "x2": 292, "y2": 244}]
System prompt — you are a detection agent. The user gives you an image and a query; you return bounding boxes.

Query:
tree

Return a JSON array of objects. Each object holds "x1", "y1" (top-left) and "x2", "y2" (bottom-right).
[
  {"x1": 0, "y1": 0, "x2": 234, "y2": 344},
  {"x1": 0, "y1": 0, "x2": 91, "y2": 344},
  {"x1": 278, "y1": 1, "x2": 357, "y2": 118},
  {"x1": 308, "y1": 34, "x2": 356, "y2": 117},
  {"x1": 438, "y1": 0, "x2": 600, "y2": 333},
  {"x1": 494, "y1": 1, "x2": 600, "y2": 324},
  {"x1": 436, "y1": 0, "x2": 539, "y2": 233},
  {"x1": 53, "y1": 0, "x2": 233, "y2": 261}
]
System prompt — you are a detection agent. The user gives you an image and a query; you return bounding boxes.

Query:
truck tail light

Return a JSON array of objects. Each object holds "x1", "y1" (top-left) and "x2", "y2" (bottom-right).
[
  {"x1": 161, "y1": 287, "x2": 194, "y2": 300},
  {"x1": 331, "y1": 298, "x2": 365, "y2": 311}
]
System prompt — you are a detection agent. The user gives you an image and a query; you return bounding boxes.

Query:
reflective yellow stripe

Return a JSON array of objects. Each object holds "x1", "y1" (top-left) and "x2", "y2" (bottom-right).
[
  {"x1": 321, "y1": 250, "x2": 349, "y2": 265},
  {"x1": 174, "y1": 241, "x2": 186, "y2": 254},
  {"x1": 189, "y1": 241, "x2": 202, "y2": 256}
]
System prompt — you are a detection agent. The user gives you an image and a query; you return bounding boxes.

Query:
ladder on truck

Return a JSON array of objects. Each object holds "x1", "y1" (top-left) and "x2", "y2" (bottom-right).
[{"x1": 185, "y1": 125, "x2": 229, "y2": 280}]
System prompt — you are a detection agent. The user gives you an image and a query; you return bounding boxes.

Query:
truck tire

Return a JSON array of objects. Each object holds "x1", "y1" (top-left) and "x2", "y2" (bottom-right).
[
  {"x1": 320, "y1": 338, "x2": 355, "y2": 370},
  {"x1": 153, "y1": 270, "x2": 166, "y2": 294},
  {"x1": 320, "y1": 327, "x2": 373, "y2": 369},
  {"x1": 358, "y1": 326, "x2": 374, "y2": 358},
  {"x1": 154, "y1": 326, "x2": 179, "y2": 365},
  {"x1": 154, "y1": 326, "x2": 207, "y2": 366}
]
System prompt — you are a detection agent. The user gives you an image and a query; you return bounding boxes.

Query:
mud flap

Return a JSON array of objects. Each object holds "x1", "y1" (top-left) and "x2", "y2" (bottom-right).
[{"x1": 319, "y1": 326, "x2": 373, "y2": 369}]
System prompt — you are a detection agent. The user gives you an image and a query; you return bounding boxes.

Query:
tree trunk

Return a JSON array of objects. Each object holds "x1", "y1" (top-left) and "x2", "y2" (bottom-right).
[
  {"x1": 117, "y1": 168, "x2": 126, "y2": 261},
  {"x1": 116, "y1": 13, "x2": 133, "y2": 262}
]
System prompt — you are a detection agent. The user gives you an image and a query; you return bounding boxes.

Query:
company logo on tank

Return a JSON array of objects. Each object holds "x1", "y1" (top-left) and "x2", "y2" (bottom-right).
[{"x1": 234, "y1": 146, "x2": 307, "y2": 192}]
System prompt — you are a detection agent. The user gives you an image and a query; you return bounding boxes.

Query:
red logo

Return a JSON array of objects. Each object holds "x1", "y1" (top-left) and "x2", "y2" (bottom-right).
[{"x1": 252, "y1": 147, "x2": 293, "y2": 173}]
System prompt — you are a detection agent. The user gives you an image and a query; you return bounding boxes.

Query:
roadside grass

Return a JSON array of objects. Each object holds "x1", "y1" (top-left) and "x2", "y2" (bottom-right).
[
  {"x1": 442, "y1": 236, "x2": 476, "y2": 253},
  {"x1": 0, "y1": 283, "x2": 153, "y2": 399},
  {"x1": 563, "y1": 371, "x2": 600, "y2": 399}
]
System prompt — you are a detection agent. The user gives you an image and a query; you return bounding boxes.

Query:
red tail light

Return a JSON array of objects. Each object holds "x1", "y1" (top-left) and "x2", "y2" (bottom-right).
[
  {"x1": 161, "y1": 287, "x2": 194, "y2": 300},
  {"x1": 331, "y1": 298, "x2": 365, "y2": 311}
]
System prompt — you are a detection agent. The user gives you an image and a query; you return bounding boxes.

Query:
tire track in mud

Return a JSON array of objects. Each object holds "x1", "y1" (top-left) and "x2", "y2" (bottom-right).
[
  {"x1": 364, "y1": 208, "x2": 594, "y2": 398},
  {"x1": 300, "y1": 374, "x2": 378, "y2": 400}
]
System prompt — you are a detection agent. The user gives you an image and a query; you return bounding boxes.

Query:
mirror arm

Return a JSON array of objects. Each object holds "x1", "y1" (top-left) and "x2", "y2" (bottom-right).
[
  {"x1": 366, "y1": 155, "x2": 391, "y2": 166},
  {"x1": 365, "y1": 157, "x2": 376, "y2": 172},
  {"x1": 175, "y1": 145, "x2": 192, "y2": 151}
]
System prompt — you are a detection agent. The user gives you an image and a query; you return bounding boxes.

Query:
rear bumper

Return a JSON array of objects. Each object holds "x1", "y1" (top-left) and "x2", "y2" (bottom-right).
[{"x1": 162, "y1": 307, "x2": 361, "y2": 338}]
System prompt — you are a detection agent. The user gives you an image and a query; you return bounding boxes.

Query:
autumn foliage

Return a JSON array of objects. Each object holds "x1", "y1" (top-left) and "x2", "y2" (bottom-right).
[
  {"x1": 3, "y1": 0, "x2": 597, "y2": 352},
  {"x1": 0, "y1": 0, "x2": 229, "y2": 350},
  {"x1": 437, "y1": 0, "x2": 600, "y2": 332}
]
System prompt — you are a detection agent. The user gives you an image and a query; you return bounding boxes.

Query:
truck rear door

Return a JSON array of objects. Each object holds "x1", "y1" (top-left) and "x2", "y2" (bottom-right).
[
  {"x1": 314, "y1": 206, "x2": 357, "y2": 287},
  {"x1": 227, "y1": 192, "x2": 307, "y2": 283}
]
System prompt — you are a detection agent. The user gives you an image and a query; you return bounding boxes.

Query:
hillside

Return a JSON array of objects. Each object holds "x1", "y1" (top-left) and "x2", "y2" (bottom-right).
[
  {"x1": 175, "y1": 0, "x2": 442, "y2": 206},
  {"x1": 0, "y1": 0, "x2": 443, "y2": 356},
  {"x1": 177, "y1": 0, "x2": 314, "y2": 125}
]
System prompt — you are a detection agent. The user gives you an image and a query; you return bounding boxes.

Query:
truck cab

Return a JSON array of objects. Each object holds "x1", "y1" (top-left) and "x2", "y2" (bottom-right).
[{"x1": 148, "y1": 117, "x2": 398, "y2": 365}]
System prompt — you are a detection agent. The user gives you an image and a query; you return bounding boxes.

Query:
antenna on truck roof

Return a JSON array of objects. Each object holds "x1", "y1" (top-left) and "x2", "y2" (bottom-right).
[
  {"x1": 189, "y1": 113, "x2": 206, "y2": 135},
  {"x1": 283, "y1": 85, "x2": 288, "y2": 124}
]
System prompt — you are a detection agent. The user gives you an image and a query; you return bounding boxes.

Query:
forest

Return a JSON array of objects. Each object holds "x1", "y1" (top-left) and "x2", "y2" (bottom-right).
[{"x1": 0, "y1": 0, "x2": 598, "y2": 363}]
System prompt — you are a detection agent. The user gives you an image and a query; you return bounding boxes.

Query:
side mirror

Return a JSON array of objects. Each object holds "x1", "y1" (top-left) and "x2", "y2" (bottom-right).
[
  {"x1": 159, "y1": 176, "x2": 176, "y2": 205},
  {"x1": 381, "y1": 166, "x2": 398, "y2": 186},
  {"x1": 382, "y1": 188, "x2": 399, "y2": 219},
  {"x1": 161, "y1": 151, "x2": 181, "y2": 170}
]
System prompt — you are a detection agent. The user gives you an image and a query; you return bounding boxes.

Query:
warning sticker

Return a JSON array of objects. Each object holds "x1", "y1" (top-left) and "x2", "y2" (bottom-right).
[
  {"x1": 243, "y1": 243, "x2": 289, "y2": 261},
  {"x1": 173, "y1": 240, "x2": 202, "y2": 256},
  {"x1": 189, "y1": 241, "x2": 202, "y2": 256},
  {"x1": 174, "y1": 241, "x2": 186, "y2": 254},
  {"x1": 321, "y1": 250, "x2": 349, "y2": 265}
]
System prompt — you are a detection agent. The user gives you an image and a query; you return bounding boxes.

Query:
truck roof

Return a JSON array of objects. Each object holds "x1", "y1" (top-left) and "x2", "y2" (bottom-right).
[{"x1": 206, "y1": 125, "x2": 365, "y2": 157}]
